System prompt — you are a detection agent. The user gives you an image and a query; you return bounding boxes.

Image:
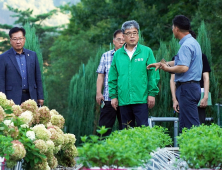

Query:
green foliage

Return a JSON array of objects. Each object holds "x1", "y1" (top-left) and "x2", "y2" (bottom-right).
[
  {"x1": 177, "y1": 124, "x2": 222, "y2": 169},
  {"x1": 18, "y1": 127, "x2": 46, "y2": 169},
  {"x1": 66, "y1": 47, "x2": 106, "y2": 145},
  {"x1": 197, "y1": 21, "x2": 218, "y2": 122},
  {"x1": 78, "y1": 126, "x2": 172, "y2": 168},
  {"x1": 0, "y1": 135, "x2": 14, "y2": 160},
  {"x1": 23, "y1": 23, "x2": 48, "y2": 105},
  {"x1": 45, "y1": 32, "x2": 99, "y2": 117}
]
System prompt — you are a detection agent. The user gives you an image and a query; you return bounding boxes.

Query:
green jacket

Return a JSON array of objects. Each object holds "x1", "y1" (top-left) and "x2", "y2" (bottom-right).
[{"x1": 108, "y1": 43, "x2": 160, "y2": 106}]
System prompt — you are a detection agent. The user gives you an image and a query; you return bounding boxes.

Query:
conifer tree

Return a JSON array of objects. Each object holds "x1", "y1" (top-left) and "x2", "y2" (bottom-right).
[
  {"x1": 67, "y1": 47, "x2": 106, "y2": 145},
  {"x1": 23, "y1": 23, "x2": 48, "y2": 105},
  {"x1": 197, "y1": 21, "x2": 218, "y2": 121}
]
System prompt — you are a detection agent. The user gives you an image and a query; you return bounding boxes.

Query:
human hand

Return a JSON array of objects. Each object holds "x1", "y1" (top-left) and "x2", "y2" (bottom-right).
[
  {"x1": 199, "y1": 98, "x2": 208, "y2": 108},
  {"x1": 37, "y1": 99, "x2": 44, "y2": 106},
  {"x1": 147, "y1": 62, "x2": 161, "y2": 71},
  {"x1": 111, "y1": 98, "x2": 118, "y2": 110},
  {"x1": 173, "y1": 99, "x2": 179, "y2": 113},
  {"x1": 96, "y1": 93, "x2": 104, "y2": 105},
  {"x1": 147, "y1": 96, "x2": 155, "y2": 109}
]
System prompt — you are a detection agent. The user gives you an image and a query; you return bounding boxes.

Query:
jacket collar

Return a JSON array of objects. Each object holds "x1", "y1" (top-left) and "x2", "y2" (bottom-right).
[{"x1": 121, "y1": 42, "x2": 142, "y2": 55}]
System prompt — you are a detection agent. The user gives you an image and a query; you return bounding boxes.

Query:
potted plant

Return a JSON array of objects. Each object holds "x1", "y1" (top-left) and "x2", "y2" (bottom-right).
[
  {"x1": 78, "y1": 125, "x2": 172, "y2": 169},
  {"x1": 177, "y1": 124, "x2": 222, "y2": 169}
]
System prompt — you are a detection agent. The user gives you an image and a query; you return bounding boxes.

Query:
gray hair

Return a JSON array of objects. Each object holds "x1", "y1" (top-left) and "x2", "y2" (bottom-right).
[{"x1": 121, "y1": 20, "x2": 140, "y2": 33}]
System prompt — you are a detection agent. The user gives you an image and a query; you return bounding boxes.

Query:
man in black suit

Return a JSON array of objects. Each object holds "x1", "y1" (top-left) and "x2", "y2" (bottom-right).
[{"x1": 0, "y1": 27, "x2": 44, "y2": 105}]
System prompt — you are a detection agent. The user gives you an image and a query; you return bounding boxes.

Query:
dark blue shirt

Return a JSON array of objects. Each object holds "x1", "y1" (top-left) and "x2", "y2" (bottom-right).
[{"x1": 12, "y1": 48, "x2": 29, "y2": 89}]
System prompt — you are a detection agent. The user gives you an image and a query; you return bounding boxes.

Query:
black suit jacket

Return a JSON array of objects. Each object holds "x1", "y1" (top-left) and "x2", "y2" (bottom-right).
[{"x1": 0, "y1": 48, "x2": 44, "y2": 104}]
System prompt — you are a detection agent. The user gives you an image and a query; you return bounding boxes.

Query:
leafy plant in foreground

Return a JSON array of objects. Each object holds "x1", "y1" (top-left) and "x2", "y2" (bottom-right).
[
  {"x1": 177, "y1": 124, "x2": 222, "y2": 169},
  {"x1": 78, "y1": 126, "x2": 172, "y2": 168}
]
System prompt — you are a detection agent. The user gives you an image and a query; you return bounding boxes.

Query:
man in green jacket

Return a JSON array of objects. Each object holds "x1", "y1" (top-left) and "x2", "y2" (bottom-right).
[{"x1": 108, "y1": 20, "x2": 159, "y2": 128}]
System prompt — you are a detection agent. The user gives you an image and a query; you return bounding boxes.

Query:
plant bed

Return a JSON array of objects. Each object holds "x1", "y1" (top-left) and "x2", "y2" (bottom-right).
[{"x1": 77, "y1": 126, "x2": 172, "y2": 169}]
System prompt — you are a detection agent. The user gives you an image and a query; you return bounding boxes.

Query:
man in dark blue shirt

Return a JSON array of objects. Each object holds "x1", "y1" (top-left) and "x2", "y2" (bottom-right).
[{"x1": 0, "y1": 27, "x2": 44, "y2": 105}]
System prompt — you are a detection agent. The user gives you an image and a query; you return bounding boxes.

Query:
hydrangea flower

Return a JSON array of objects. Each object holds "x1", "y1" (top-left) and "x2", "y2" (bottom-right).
[
  {"x1": 64, "y1": 145, "x2": 78, "y2": 157},
  {"x1": 54, "y1": 145, "x2": 62, "y2": 154},
  {"x1": 32, "y1": 124, "x2": 51, "y2": 141},
  {"x1": 3, "y1": 119, "x2": 14, "y2": 126},
  {"x1": 7, "y1": 99, "x2": 15, "y2": 106},
  {"x1": 26, "y1": 131, "x2": 36, "y2": 141},
  {"x1": 34, "y1": 139, "x2": 48, "y2": 154},
  {"x1": 12, "y1": 105, "x2": 23, "y2": 117},
  {"x1": 0, "y1": 106, "x2": 5, "y2": 122},
  {"x1": 46, "y1": 140, "x2": 55, "y2": 154},
  {"x1": 48, "y1": 155, "x2": 58, "y2": 169},
  {"x1": 51, "y1": 115, "x2": 65, "y2": 129},
  {"x1": 62, "y1": 133, "x2": 76, "y2": 149},
  {"x1": 0, "y1": 92, "x2": 7, "y2": 107},
  {"x1": 33, "y1": 160, "x2": 50, "y2": 170},
  {"x1": 10, "y1": 140, "x2": 26, "y2": 160},
  {"x1": 4, "y1": 125, "x2": 19, "y2": 139},
  {"x1": 50, "y1": 109, "x2": 59, "y2": 116},
  {"x1": 38, "y1": 106, "x2": 51, "y2": 125},
  {"x1": 21, "y1": 99, "x2": 39, "y2": 124},
  {"x1": 19, "y1": 111, "x2": 33, "y2": 126},
  {"x1": 47, "y1": 125, "x2": 65, "y2": 147}
]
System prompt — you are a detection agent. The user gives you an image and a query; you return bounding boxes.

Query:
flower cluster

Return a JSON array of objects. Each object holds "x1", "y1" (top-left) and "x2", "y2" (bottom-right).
[
  {"x1": 21, "y1": 99, "x2": 39, "y2": 124},
  {"x1": 38, "y1": 106, "x2": 51, "y2": 125},
  {"x1": 32, "y1": 124, "x2": 51, "y2": 141},
  {"x1": 6, "y1": 140, "x2": 26, "y2": 168},
  {"x1": 51, "y1": 114, "x2": 65, "y2": 129},
  {"x1": 0, "y1": 93, "x2": 77, "y2": 170},
  {"x1": 26, "y1": 130, "x2": 36, "y2": 140},
  {"x1": 19, "y1": 110, "x2": 33, "y2": 126},
  {"x1": 0, "y1": 92, "x2": 7, "y2": 107},
  {"x1": 12, "y1": 105, "x2": 23, "y2": 117},
  {"x1": 0, "y1": 92, "x2": 15, "y2": 109}
]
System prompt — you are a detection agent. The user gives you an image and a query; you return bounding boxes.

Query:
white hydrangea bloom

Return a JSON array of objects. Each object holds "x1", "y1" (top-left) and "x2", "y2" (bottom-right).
[
  {"x1": 19, "y1": 111, "x2": 33, "y2": 124},
  {"x1": 26, "y1": 131, "x2": 36, "y2": 141},
  {"x1": 32, "y1": 124, "x2": 46, "y2": 129},
  {"x1": 3, "y1": 120, "x2": 14, "y2": 126},
  {"x1": 0, "y1": 92, "x2": 6, "y2": 99}
]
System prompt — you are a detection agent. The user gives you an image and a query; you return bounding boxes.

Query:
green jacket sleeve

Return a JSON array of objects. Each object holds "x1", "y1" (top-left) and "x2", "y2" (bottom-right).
[
  {"x1": 147, "y1": 49, "x2": 160, "y2": 97},
  {"x1": 108, "y1": 54, "x2": 118, "y2": 99}
]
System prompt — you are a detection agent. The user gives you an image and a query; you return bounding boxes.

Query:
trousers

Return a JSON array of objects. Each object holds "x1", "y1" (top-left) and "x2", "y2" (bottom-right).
[
  {"x1": 119, "y1": 103, "x2": 148, "y2": 129},
  {"x1": 176, "y1": 83, "x2": 201, "y2": 132}
]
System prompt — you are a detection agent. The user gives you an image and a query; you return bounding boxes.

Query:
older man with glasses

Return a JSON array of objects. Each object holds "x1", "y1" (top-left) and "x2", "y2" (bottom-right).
[
  {"x1": 108, "y1": 21, "x2": 159, "y2": 129},
  {"x1": 96, "y1": 29, "x2": 125, "y2": 136},
  {"x1": 0, "y1": 27, "x2": 44, "y2": 106}
]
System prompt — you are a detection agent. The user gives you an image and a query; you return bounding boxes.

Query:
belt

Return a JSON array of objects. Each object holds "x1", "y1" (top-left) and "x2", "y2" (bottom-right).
[
  {"x1": 176, "y1": 81, "x2": 199, "y2": 88},
  {"x1": 22, "y1": 89, "x2": 29, "y2": 93}
]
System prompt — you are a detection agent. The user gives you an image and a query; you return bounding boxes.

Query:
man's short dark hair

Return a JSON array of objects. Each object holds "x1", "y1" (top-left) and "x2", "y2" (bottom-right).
[
  {"x1": 113, "y1": 29, "x2": 122, "y2": 38},
  {"x1": 9, "y1": 27, "x2": 26, "y2": 38},
  {"x1": 173, "y1": 15, "x2": 190, "y2": 31}
]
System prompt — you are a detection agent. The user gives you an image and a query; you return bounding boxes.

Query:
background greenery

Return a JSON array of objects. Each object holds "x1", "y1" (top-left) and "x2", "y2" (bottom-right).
[{"x1": 0, "y1": 0, "x2": 221, "y2": 144}]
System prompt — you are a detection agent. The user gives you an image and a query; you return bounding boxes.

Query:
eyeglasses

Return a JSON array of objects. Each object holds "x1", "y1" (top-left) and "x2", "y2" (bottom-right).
[
  {"x1": 11, "y1": 38, "x2": 25, "y2": 42},
  {"x1": 115, "y1": 38, "x2": 125, "y2": 42},
  {"x1": 124, "y1": 32, "x2": 138, "y2": 37}
]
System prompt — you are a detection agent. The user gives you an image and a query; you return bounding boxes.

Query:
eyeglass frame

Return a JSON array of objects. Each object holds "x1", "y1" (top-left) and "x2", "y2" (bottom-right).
[
  {"x1": 123, "y1": 32, "x2": 139, "y2": 37},
  {"x1": 10, "y1": 37, "x2": 25, "y2": 42},
  {"x1": 115, "y1": 38, "x2": 125, "y2": 42}
]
